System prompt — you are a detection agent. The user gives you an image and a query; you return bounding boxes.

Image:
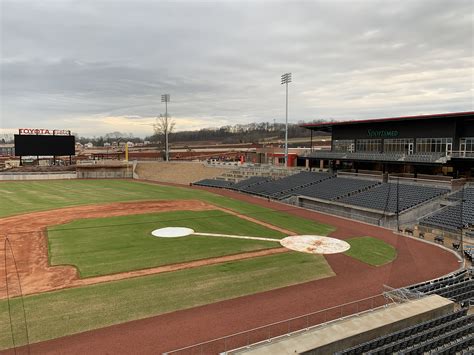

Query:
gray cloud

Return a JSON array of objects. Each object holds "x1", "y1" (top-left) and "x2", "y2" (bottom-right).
[{"x1": 1, "y1": 0, "x2": 472, "y2": 136}]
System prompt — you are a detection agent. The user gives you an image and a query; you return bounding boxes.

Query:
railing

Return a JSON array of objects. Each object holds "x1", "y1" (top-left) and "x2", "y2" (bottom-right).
[
  {"x1": 301, "y1": 151, "x2": 447, "y2": 163},
  {"x1": 388, "y1": 175, "x2": 452, "y2": 188},
  {"x1": 449, "y1": 151, "x2": 474, "y2": 159},
  {"x1": 163, "y1": 294, "x2": 390, "y2": 355},
  {"x1": 337, "y1": 171, "x2": 383, "y2": 181},
  {"x1": 76, "y1": 160, "x2": 133, "y2": 166}
]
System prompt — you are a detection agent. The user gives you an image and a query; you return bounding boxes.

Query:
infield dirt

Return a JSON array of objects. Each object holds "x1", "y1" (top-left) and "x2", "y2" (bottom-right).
[{"x1": 0, "y1": 200, "x2": 293, "y2": 298}]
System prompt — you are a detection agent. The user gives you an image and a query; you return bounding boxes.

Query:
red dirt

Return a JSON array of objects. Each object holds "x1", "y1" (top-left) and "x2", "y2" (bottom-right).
[
  {"x1": 0, "y1": 200, "x2": 293, "y2": 298},
  {"x1": 1, "y1": 185, "x2": 461, "y2": 355}
]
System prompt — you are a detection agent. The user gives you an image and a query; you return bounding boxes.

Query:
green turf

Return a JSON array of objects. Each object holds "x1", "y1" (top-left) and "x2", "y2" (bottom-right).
[
  {"x1": 0, "y1": 180, "x2": 335, "y2": 236},
  {"x1": 0, "y1": 252, "x2": 334, "y2": 349},
  {"x1": 0, "y1": 180, "x2": 205, "y2": 217},
  {"x1": 344, "y1": 237, "x2": 397, "y2": 266},
  {"x1": 48, "y1": 210, "x2": 287, "y2": 277},
  {"x1": 0, "y1": 179, "x2": 338, "y2": 348}
]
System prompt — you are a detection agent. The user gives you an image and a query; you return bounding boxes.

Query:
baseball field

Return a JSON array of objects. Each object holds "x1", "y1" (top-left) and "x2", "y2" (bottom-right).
[{"x1": 0, "y1": 179, "x2": 458, "y2": 353}]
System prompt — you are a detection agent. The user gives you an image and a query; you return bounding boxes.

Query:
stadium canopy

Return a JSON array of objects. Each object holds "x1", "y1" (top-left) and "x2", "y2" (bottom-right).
[{"x1": 300, "y1": 111, "x2": 474, "y2": 132}]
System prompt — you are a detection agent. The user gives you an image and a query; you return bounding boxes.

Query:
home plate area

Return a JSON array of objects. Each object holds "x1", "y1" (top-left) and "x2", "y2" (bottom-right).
[
  {"x1": 280, "y1": 235, "x2": 351, "y2": 254},
  {"x1": 151, "y1": 227, "x2": 350, "y2": 255}
]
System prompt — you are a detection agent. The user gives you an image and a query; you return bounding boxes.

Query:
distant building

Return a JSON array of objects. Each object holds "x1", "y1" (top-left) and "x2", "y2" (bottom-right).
[
  {"x1": 0, "y1": 144, "x2": 14, "y2": 156},
  {"x1": 85, "y1": 142, "x2": 94, "y2": 149}
]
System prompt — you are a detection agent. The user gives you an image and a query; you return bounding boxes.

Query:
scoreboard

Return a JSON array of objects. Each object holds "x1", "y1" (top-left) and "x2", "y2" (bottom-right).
[{"x1": 14, "y1": 128, "x2": 75, "y2": 156}]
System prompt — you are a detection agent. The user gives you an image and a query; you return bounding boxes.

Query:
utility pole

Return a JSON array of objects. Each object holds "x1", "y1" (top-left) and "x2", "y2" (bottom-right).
[
  {"x1": 460, "y1": 185, "x2": 465, "y2": 260},
  {"x1": 396, "y1": 177, "x2": 400, "y2": 232},
  {"x1": 281, "y1": 73, "x2": 292, "y2": 167}
]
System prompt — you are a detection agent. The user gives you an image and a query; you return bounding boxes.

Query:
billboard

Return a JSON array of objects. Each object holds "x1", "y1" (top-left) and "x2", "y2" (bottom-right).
[{"x1": 14, "y1": 134, "x2": 75, "y2": 156}]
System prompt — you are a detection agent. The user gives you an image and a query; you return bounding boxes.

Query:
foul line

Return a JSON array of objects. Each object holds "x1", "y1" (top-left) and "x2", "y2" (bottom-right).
[{"x1": 192, "y1": 232, "x2": 281, "y2": 242}]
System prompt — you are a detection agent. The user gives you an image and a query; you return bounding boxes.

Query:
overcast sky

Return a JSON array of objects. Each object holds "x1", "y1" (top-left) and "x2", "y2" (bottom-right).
[{"x1": 1, "y1": 0, "x2": 472, "y2": 137}]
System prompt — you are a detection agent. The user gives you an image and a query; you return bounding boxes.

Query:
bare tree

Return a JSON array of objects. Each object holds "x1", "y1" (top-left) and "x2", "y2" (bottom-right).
[{"x1": 153, "y1": 114, "x2": 175, "y2": 161}]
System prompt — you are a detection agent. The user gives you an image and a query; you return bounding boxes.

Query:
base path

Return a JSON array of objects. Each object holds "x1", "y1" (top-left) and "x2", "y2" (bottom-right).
[
  {"x1": 193, "y1": 232, "x2": 281, "y2": 242},
  {"x1": 0, "y1": 200, "x2": 290, "y2": 298},
  {"x1": 6, "y1": 185, "x2": 461, "y2": 355}
]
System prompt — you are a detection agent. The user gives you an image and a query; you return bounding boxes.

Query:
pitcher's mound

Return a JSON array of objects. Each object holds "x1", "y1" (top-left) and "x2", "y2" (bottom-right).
[
  {"x1": 151, "y1": 227, "x2": 195, "y2": 238},
  {"x1": 280, "y1": 235, "x2": 350, "y2": 254}
]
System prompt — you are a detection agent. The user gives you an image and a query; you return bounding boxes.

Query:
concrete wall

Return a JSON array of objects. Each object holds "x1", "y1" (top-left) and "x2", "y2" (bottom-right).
[
  {"x1": 0, "y1": 172, "x2": 77, "y2": 180},
  {"x1": 302, "y1": 296, "x2": 454, "y2": 355},
  {"x1": 133, "y1": 160, "x2": 139, "y2": 179},
  {"x1": 135, "y1": 161, "x2": 228, "y2": 184},
  {"x1": 77, "y1": 167, "x2": 133, "y2": 179},
  {"x1": 398, "y1": 197, "x2": 449, "y2": 226},
  {"x1": 296, "y1": 196, "x2": 393, "y2": 226},
  {"x1": 296, "y1": 193, "x2": 449, "y2": 229},
  {"x1": 232, "y1": 295, "x2": 454, "y2": 355}
]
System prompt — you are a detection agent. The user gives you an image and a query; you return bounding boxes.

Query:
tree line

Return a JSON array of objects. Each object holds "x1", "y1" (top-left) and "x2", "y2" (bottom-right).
[
  {"x1": 1, "y1": 119, "x2": 327, "y2": 147},
  {"x1": 147, "y1": 120, "x2": 327, "y2": 145}
]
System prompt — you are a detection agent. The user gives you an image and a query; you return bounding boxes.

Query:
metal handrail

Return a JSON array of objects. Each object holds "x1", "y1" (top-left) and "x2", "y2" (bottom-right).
[{"x1": 163, "y1": 293, "x2": 389, "y2": 354}]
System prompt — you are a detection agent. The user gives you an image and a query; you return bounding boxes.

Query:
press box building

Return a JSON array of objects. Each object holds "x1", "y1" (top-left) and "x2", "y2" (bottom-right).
[{"x1": 300, "y1": 111, "x2": 474, "y2": 178}]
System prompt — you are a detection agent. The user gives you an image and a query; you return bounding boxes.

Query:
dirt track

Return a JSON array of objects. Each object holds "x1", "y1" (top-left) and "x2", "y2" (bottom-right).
[
  {"x1": 1, "y1": 185, "x2": 461, "y2": 354},
  {"x1": 0, "y1": 200, "x2": 291, "y2": 298}
]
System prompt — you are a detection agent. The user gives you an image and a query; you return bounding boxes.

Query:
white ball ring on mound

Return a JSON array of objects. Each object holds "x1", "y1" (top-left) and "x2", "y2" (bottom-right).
[
  {"x1": 151, "y1": 227, "x2": 195, "y2": 238},
  {"x1": 280, "y1": 235, "x2": 350, "y2": 254}
]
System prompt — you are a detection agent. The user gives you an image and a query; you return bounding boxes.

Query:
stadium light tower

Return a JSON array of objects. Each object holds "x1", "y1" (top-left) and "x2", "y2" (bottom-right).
[
  {"x1": 161, "y1": 94, "x2": 171, "y2": 161},
  {"x1": 281, "y1": 73, "x2": 292, "y2": 167}
]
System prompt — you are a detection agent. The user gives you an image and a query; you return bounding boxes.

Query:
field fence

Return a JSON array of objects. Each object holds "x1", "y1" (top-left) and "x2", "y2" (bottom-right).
[{"x1": 163, "y1": 294, "x2": 391, "y2": 355}]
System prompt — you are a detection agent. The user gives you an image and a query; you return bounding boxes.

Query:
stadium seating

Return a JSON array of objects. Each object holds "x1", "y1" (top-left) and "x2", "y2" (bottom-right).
[
  {"x1": 337, "y1": 269, "x2": 474, "y2": 355},
  {"x1": 447, "y1": 187, "x2": 474, "y2": 202},
  {"x1": 192, "y1": 179, "x2": 234, "y2": 188},
  {"x1": 465, "y1": 247, "x2": 474, "y2": 262},
  {"x1": 433, "y1": 334, "x2": 474, "y2": 355},
  {"x1": 420, "y1": 187, "x2": 474, "y2": 231},
  {"x1": 294, "y1": 177, "x2": 380, "y2": 201},
  {"x1": 407, "y1": 269, "x2": 474, "y2": 304},
  {"x1": 228, "y1": 176, "x2": 271, "y2": 191},
  {"x1": 237, "y1": 172, "x2": 334, "y2": 199},
  {"x1": 195, "y1": 174, "x2": 451, "y2": 216},
  {"x1": 339, "y1": 182, "x2": 449, "y2": 213},
  {"x1": 235, "y1": 175, "x2": 446, "y2": 214},
  {"x1": 336, "y1": 308, "x2": 472, "y2": 355}
]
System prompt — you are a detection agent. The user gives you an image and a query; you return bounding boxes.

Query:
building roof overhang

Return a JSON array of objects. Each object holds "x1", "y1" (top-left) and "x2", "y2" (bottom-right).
[{"x1": 300, "y1": 111, "x2": 474, "y2": 131}]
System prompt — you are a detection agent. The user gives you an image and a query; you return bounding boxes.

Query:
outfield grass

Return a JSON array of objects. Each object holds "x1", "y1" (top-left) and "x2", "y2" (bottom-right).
[
  {"x1": 48, "y1": 210, "x2": 287, "y2": 277},
  {"x1": 0, "y1": 180, "x2": 203, "y2": 217},
  {"x1": 345, "y1": 237, "x2": 397, "y2": 266},
  {"x1": 0, "y1": 180, "x2": 335, "y2": 236},
  {"x1": 0, "y1": 252, "x2": 334, "y2": 349},
  {"x1": 0, "y1": 179, "x2": 338, "y2": 348}
]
